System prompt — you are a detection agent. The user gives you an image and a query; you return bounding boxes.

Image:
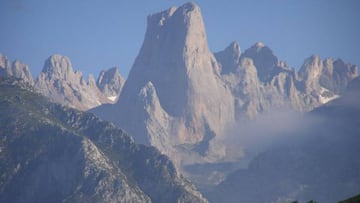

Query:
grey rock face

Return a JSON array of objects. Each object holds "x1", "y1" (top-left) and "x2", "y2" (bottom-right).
[
  {"x1": 35, "y1": 54, "x2": 111, "y2": 111},
  {"x1": 96, "y1": 67, "x2": 125, "y2": 103},
  {"x1": 216, "y1": 41, "x2": 358, "y2": 119},
  {"x1": 214, "y1": 41, "x2": 241, "y2": 74},
  {"x1": 0, "y1": 79, "x2": 208, "y2": 203},
  {"x1": 102, "y1": 2, "x2": 235, "y2": 163},
  {"x1": 0, "y1": 54, "x2": 12, "y2": 77},
  {"x1": 0, "y1": 54, "x2": 34, "y2": 85},
  {"x1": 241, "y1": 42, "x2": 280, "y2": 82},
  {"x1": 11, "y1": 60, "x2": 34, "y2": 85},
  {"x1": 300, "y1": 55, "x2": 358, "y2": 94}
]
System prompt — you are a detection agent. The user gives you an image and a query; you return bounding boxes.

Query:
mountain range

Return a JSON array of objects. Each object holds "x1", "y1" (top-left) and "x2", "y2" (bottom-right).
[
  {"x1": 0, "y1": 54, "x2": 125, "y2": 111},
  {"x1": 1, "y1": 1, "x2": 359, "y2": 202},
  {"x1": 91, "y1": 2, "x2": 358, "y2": 168}
]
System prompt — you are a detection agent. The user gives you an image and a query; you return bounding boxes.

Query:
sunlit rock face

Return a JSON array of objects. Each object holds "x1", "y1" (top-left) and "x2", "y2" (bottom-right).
[
  {"x1": 216, "y1": 41, "x2": 359, "y2": 120},
  {"x1": 0, "y1": 54, "x2": 34, "y2": 85},
  {"x1": 105, "y1": 2, "x2": 235, "y2": 163},
  {"x1": 300, "y1": 55, "x2": 358, "y2": 94},
  {"x1": 35, "y1": 54, "x2": 111, "y2": 111},
  {"x1": 96, "y1": 67, "x2": 125, "y2": 103}
]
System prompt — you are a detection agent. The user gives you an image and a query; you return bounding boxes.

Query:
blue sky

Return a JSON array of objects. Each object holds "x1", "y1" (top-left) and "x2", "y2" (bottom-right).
[{"x1": 1, "y1": 0, "x2": 359, "y2": 79}]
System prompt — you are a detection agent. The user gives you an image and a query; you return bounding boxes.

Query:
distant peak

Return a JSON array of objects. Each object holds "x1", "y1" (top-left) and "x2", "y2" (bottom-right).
[
  {"x1": 42, "y1": 54, "x2": 74, "y2": 79},
  {"x1": 168, "y1": 6, "x2": 177, "y2": 16},
  {"x1": 255, "y1": 41, "x2": 265, "y2": 48},
  {"x1": 47, "y1": 54, "x2": 70, "y2": 62},
  {"x1": 309, "y1": 54, "x2": 320, "y2": 60},
  {"x1": 0, "y1": 54, "x2": 10, "y2": 68},
  {"x1": 108, "y1": 66, "x2": 119, "y2": 74},
  {"x1": 227, "y1": 41, "x2": 241, "y2": 53},
  {"x1": 149, "y1": 1, "x2": 202, "y2": 27},
  {"x1": 304, "y1": 55, "x2": 322, "y2": 65},
  {"x1": 224, "y1": 41, "x2": 241, "y2": 61},
  {"x1": 246, "y1": 42, "x2": 271, "y2": 53},
  {"x1": 99, "y1": 67, "x2": 121, "y2": 78}
]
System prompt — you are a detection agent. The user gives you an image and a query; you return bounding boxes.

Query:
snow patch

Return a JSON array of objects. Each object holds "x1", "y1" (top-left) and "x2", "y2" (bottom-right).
[
  {"x1": 319, "y1": 87, "x2": 339, "y2": 104},
  {"x1": 255, "y1": 42, "x2": 265, "y2": 48},
  {"x1": 107, "y1": 96, "x2": 117, "y2": 102}
]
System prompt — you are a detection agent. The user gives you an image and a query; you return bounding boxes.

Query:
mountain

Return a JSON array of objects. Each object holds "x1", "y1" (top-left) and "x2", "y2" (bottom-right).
[
  {"x1": 0, "y1": 77, "x2": 207, "y2": 203},
  {"x1": 206, "y1": 77, "x2": 360, "y2": 203},
  {"x1": 96, "y1": 67, "x2": 125, "y2": 103},
  {"x1": 1, "y1": 53, "x2": 126, "y2": 111},
  {"x1": 299, "y1": 55, "x2": 358, "y2": 96},
  {"x1": 92, "y1": 2, "x2": 358, "y2": 170},
  {"x1": 92, "y1": 2, "x2": 235, "y2": 164},
  {"x1": 0, "y1": 54, "x2": 34, "y2": 85},
  {"x1": 34, "y1": 54, "x2": 113, "y2": 111},
  {"x1": 216, "y1": 41, "x2": 358, "y2": 119}
]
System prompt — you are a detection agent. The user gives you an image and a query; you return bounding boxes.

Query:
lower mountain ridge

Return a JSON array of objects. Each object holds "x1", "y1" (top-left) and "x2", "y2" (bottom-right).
[{"x1": 0, "y1": 77, "x2": 207, "y2": 203}]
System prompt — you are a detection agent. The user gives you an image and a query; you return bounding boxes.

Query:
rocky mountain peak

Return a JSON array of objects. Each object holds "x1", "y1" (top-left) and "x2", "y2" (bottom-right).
[
  {"x1": 88, "y1": 74, "x2": 96, "y2": 86},
  {"x1": 144, "y1": 1, "x2": 208, "y2": 63},
  {"x1": 94, "y1": 2, "x2": 235, "y2": 164},
  {"x1": 0, "y1": 54, "x2": 9, "y2": 67},
  {"x1": 214, "y1": 41, "x2": 241, "y2": 74},
  {"x1": 228, "y1": 41, "x2": 241, "y2": 56},
  {"x1": 42, "y1": 54, "x2": 74, "y2": 80},
  {"x1": 35, "y1": 54, "x2": 111, "y2": 111},
  {"x1": 96, "y1": 67, "x2": 125, "y2": 102},
  {"x1": 299, "y1": 55, "x2": 358, "y2": 94},
  {"x1": 242, "y1": 42, "x2": 278, "y2": 81},
  {"x1": 0, "y1": 54, "x2": 12, "y2": 76},
  {"x1": 123, "y1": 1, "x2": 213, "y2": 117},
  {"x1": 299, "y1": 55, "x2": 323, "y2": 81},
  {"x1": 254, "y1": 41, "x2": 265, "y2": 49},
  {"x1": 11, "y1": 60, "x2": 34, "y2": 85},
  {"x1": 0, "y1": 54, "x2": 34, "y2": 85}
]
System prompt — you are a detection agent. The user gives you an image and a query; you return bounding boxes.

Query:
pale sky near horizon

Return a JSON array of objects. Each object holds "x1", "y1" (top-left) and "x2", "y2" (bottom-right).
[{"x1": 1, "y1": 0, "x2": 359, "y2": 79}]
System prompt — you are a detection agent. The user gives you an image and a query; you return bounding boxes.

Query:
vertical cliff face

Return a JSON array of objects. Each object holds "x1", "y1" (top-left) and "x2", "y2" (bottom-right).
[{"x1": 110, "y1": 2, "x2": 234, "y2": 162}]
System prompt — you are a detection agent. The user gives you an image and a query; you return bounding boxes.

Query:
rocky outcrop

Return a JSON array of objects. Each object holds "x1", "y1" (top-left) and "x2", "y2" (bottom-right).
[
  {"x1": 96, "y1": 67, "x2": 125, "y2": 102},
  {"x1": 0, "y1": 54, "x2": 34, "y2": 85},
  {"x1": 241, "y1": 42, "x2": 280, "y2": 82},
  {"x1": 214, "y1": 41, "x2": 241, "y2": 74},
  {"x1": 35, "y1": 54, "x2": 111, "y2": 111},
  {"x1": 300, "y1": 55, "x2": 358, "y2": 94}
]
